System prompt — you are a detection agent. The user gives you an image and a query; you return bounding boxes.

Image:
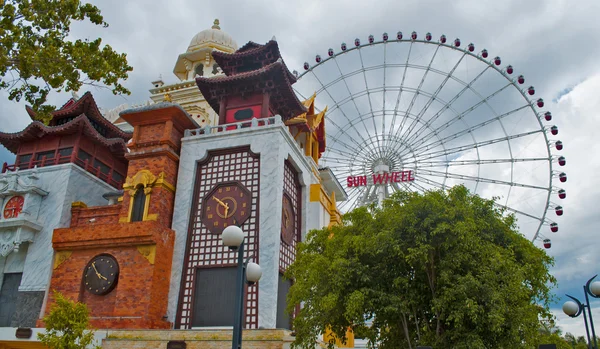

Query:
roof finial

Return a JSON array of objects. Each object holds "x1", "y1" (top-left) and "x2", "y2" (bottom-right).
[{"x1": 212, "y1": 19, "x2": 220, "y2": 30}]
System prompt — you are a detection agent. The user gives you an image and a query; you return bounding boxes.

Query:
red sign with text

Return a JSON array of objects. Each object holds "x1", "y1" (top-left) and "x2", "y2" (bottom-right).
[{"x1": 347, "y1": 170, "x2": 415, "y2": 187}]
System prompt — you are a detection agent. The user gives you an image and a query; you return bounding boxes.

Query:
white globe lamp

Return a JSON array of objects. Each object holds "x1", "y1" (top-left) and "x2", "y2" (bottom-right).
[
  {"x1": 563, "y1": 301, "x2": 579, "y2": 317},
  {"x1": 222, "y1": 225, "x2": 245, "y2": 250},
  {"x1": 246, "y1": 262, "x2": 262, "y2": 285}
]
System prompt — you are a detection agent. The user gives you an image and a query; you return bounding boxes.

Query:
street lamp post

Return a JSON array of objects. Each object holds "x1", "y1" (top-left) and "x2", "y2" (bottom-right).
[
  {"x1": 563, "y1": 275, "x2": 600, "y2": 349},
  {"x1": 222, "y1": 226, "x2": 262, "y2": 349}
]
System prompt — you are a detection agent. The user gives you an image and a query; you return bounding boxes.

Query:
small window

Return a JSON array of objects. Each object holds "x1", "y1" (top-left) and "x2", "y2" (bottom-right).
[
  {"x1": 131, "y1": 186, "x2": 146, "y2": 222},
  {"x1": 36, "y1": 151, "x2": 55, "y2": 161},
  {"x1": 93, "y1": 159, "x2": 110, "y2": 175},
  {"x1": 112, "y1": 172, "x2": 124, "y2": 184},
  {"x1": 78, "y1": 150, "x2": 92, "y2": 162},
  {"x1": 17, "y1": 154, "x2": 32, "y2": 166},
  {"x1": 195, "y1": 64, "x2": 204, "y2": 77},
  {"x1": 58, "y1": 148, "x2": 73, "y2": 157}
]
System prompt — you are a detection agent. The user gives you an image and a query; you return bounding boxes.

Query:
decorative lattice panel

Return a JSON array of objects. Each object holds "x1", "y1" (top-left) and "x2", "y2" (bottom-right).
[
  {"x1": 177, "y1": 146, "x2": 260, "y2": 329},
  {"x1": 279, "y1": 160, "x2": 301, "y2": 273}
]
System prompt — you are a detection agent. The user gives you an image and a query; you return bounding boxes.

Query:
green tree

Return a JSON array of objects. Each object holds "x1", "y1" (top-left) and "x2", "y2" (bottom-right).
[
  {"x1": 533, "y1": 320, "x2": 571, "y2": 349},
  {"x1": 38, "y1": 292, "x2": 100, "y2": 349},
  {"x1": 286, "y1": 186, "x2": 557, "y2": 349},
  {"x1": 0, "y1": 0, "x2": 132, "y2": 124}
]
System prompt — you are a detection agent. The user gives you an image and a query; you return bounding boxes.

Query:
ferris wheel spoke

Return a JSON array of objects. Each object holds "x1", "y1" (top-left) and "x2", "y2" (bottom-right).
[
  {"x1": 402, "y1": 50, "x2": 466, "y2": 142},
  {"x1": 331, "y1": 56, "x2": 377, "y2": 146},
  {"x1": 420, "y1": 175, "x2": 545, "y2": 227},
  {"x1": 412, "y1": 157, "x2": 549, "y2": 168},
  {"x1": 357, "y1": 48, "x2": 383, "y2": 157},
  {"x1": 419, "y1": 169, "x2": 549, "y2": 191},
  {"x1": 388, "y1": 41, "x2": 414, "y2": 149},
  {"x1": 414, "y1": 129, "x2": 542, "y2": 161},
  {"x1": 326, "y1": 145, "x2": 361, "y2": 160},
  {"x1": 413, "y1": 177, "x2": 444, "y2": 193},
  {"x1": 397, "y1": 45, "x2": 442, "y2": 139},
  {"x1": 405, "y1": 82, "x2": 514, "y2": 152},
  {"x1": 343, "y1": 186, "x2": 369, "y2": 211},
  {"x1": 419, "y1": 175, "x2": 545, "y2": 239},
  {"x1": 409, "y1": 104, "x2": 530, "y2": 155},
  {"x1": 402, "y1": 65, "x2": 491, "y2": 147},
  {"x1": 382, "y1": 43, "x2": 387, "y2": 145},
  {"x1": 327, "y1": 130, "x2": 367, "y2": 152},
  {"x1": 309, "y1": 69, "x2": 375, "y2": 146}
]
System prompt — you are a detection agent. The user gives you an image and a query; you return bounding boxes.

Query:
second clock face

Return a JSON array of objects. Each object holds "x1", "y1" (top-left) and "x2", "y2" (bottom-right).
[
  {"x1": 281, "y1": 193, "x2": 295, "y2": 245},
  {"x1": 3, "y1": 196, "x2": 24, "y2": 219},
  {"x1": 83, "y1": 254, "x2": 119, "y2": 295},
  {"x1": 202, "y1": 182, "x2": 252, "y2": 234}
]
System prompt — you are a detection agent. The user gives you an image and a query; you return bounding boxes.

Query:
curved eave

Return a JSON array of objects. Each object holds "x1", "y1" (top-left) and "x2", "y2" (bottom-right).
[
  {"x1": 0, "y1": 115, "x2": 128, "y2": 158},
  {"x1": 26, "y1": 92, "x2": 132, "y2": 141},
  {"x1": 212, "y1": 40, "x2": 297, "y2": 83},
  {"x1": 196, "y1": 61, "x2": 307, "y2": 121}
]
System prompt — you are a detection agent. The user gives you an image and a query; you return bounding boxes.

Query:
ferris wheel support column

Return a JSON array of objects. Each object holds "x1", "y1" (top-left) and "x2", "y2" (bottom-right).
[{"x1": 374, "y1": 164, "x2": 390, "y2": 207}]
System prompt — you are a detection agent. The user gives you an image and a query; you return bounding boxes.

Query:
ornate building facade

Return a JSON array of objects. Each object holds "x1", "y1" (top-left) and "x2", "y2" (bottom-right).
[{"x1": 0, "y1": 20, "x2": 347, "y2": 349}]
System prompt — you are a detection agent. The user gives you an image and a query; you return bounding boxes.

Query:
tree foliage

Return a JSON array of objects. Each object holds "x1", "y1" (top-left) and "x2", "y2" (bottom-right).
[
  {"x1": 286, "y1": 185, "x2": 557, "y2": 349},
  {"x1": 38, "y1": 292, "x2": 100, "y2": 349},
  {"x1": 0, "y1": 0, "x2": 132, "y2": 123}
]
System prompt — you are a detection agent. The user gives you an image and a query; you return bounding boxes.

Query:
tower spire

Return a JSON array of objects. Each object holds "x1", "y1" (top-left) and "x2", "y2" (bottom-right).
[{"x1": 212, "y1": 19, "x2": 220, "y2": 30}]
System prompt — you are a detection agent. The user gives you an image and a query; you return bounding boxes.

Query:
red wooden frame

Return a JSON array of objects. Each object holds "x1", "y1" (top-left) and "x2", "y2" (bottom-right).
[{"x1": 176, "y1": 146, "x2": 260, "y2": 329}]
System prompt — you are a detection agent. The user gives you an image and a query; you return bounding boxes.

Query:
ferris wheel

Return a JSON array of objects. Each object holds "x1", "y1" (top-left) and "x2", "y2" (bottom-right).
[{"x1": 292, "y1": 31, "x2": 567, "y2": 245}]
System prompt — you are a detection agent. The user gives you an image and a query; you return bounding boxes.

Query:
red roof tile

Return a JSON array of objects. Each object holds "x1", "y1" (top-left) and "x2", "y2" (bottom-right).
[
  {"x1": 196, "y1": 61, "x2": 306, "y2": 121},
  {"x1": 0, "y1": 115, "x2": 128, "y2": 158},
  {"x1": 26, "y1": 92, "x2": 131, "y2": 141}
]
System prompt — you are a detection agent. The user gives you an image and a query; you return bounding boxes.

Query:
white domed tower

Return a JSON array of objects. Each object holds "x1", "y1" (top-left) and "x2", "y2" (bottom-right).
[{"x1": 149, "y1": 19, "x2": 238, "y2": 127}]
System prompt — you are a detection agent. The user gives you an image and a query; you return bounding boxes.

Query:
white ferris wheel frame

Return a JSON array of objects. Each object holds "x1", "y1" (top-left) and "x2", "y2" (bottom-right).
[{"x1": 293, "y1": 33, "x2": 565, "y2": 243}]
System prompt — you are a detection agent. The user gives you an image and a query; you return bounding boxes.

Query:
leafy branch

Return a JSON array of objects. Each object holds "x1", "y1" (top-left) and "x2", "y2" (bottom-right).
[{"x1": 0, "y1": 0, "x2": 132, "y2": 123}]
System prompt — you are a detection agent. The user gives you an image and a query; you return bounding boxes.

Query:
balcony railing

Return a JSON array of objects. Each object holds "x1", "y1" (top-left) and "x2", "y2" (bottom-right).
[
  {"x1": 2, "y1": 155, "x2": 124, "y2": 188},
  {"x1": 184, "y1": 115, "x2": 283, "y2": 137}
]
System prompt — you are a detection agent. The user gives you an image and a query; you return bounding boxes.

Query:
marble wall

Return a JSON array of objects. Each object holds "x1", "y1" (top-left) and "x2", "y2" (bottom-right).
[
  {"x1": 0, "y1": 164, "x2": 116, "y2": 327},
  {"x1": 18, "y1": 164, "x2": 114, "y2": 293},
  {"x1": 168, "y1": 120, "x2": 319, "y2": 328}
]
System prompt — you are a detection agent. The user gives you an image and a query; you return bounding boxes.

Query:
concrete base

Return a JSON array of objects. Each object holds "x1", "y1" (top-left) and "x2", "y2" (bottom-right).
[{"x1": 102, "y1": 329, "x2": 296, "y2": 349}]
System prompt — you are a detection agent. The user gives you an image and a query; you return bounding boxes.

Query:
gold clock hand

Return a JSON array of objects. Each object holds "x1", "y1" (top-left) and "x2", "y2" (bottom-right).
[
  {"x1": 92, "y1": 262, "x2": 101, "y2": 277},
  {"x1": 92, "y1": 262, "x2": 108, "y2": 280},
  {"x1": 213, "y1": 196, "x2": 227, "y2": 208},
  {"x1": 224, "y1": 203, "x2": 229, "y2": 217}
]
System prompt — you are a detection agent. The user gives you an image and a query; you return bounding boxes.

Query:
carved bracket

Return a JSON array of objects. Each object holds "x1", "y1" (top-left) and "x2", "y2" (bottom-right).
[
  {"x1": 136, "y1": 244, "x2": 156, "y2": 264},
  {"x1": 53, "y1": 251, "x2": 72, "y2": 269}
]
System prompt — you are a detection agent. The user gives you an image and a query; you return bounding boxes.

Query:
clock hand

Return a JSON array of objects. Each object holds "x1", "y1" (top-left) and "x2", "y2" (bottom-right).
[
  {"x1": 92, "y1": 262, "x2": 108, "y2": 280},
  {"x1": 212, "y1": 196, "x2": 228, "y2": 208},
  {"x1": 92, "y1": 262, "x2": 101, "y2": 278},
  {"x1": 224, "y1": 203, "x2": 229, "y2": 217}
]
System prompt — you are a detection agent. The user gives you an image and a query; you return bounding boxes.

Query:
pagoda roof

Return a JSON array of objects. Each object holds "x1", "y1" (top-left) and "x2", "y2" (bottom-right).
[
  {"x1": 196, "y1": 61, "x2": 307, "y2": 121},
  {"x1": 0, "y1": 115, "x2": 128, "y2": 159},
  {"x1": 212, "y1": 40, "x2": 297, "y2": 82},
  {"x1": 26, "y1": 92, "x2": 132, "y2": 141}
]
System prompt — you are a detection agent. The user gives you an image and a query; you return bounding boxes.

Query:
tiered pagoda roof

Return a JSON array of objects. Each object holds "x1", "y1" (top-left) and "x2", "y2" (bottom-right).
[
  {"x1": 1, "y1": 92, "x2": 131, "y2": 159},
  {"x1": 0, "y1": 115, "x2": 129, "y2": 158},
  {"x1": 212, "y1": 40, "x2": 296, "y2": 82},
  {"x1": 25, "y1": 92, "x2": 132, "y2": 140},
  {"x1": 196, "y1": 40, "x2": 306, "y2": 121}
]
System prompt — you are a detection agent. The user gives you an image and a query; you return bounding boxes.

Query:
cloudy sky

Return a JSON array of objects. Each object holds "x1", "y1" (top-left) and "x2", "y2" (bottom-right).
[{"x1": 1, "y1": 0, "x2": 599, "y2": 339}]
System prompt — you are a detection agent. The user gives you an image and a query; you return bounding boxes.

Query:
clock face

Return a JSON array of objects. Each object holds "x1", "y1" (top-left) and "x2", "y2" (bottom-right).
[
  {"x1": 83, "y1": 255, "x2": 119, "y2": 295},
  {"x1": 281, "y1": 193, "x2": 295, "y2": 245},
  {"x1": 202, "y1": 182, "x2": 252, "y2": 234},
  {"x1": 3, "y1": 196, "x2": 24, "y2": 219}
]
